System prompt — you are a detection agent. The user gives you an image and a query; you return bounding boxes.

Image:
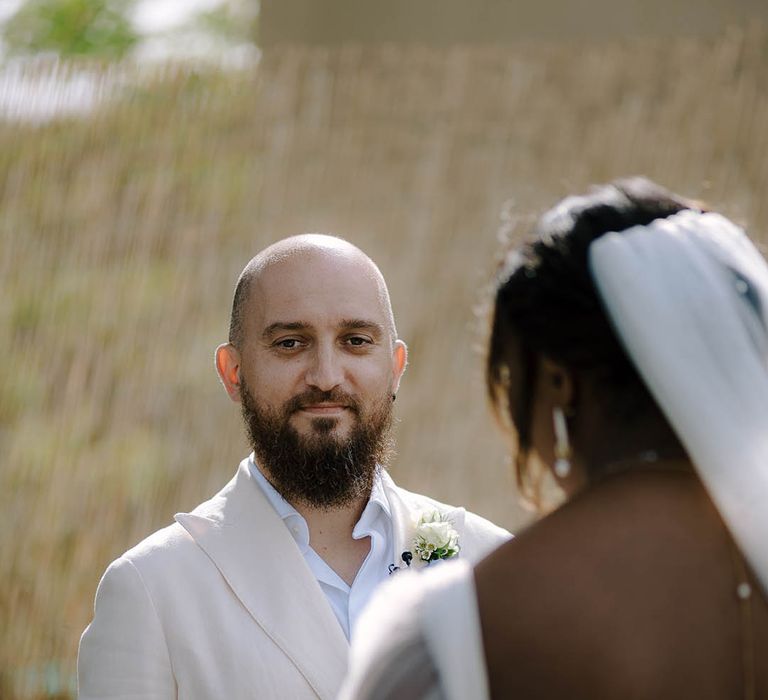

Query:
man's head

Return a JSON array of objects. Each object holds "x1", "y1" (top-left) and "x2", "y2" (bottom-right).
[{"x1": 216, "y1": 234, "x2": 407, "y2": 509}]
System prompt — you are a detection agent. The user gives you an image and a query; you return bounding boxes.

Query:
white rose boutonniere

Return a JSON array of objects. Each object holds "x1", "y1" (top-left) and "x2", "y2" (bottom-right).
[{"x1": 412, "y1": 510, "x2": 460, "y2": 563}]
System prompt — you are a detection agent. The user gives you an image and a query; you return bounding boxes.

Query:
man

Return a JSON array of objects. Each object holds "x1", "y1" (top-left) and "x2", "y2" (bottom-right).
[{"x1": 78, "y1": 234, "x2": 510, "y2": 699}]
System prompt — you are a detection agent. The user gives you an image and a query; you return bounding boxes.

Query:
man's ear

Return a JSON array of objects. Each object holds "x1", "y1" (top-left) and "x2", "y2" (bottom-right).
[
  {"x1": 215, "y1": 343, "x2": 242, "y2": 403},
  {"x1": 538, "y1": 355, "x2": 575, "y2": 410},
  {"x1": 391, "y1": 340, "x2": 408, "y2": 395}
]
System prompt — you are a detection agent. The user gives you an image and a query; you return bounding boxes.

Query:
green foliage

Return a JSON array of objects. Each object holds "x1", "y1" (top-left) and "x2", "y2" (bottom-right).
[
  {"x1": 3, "y1": 0, "x2": 138, "y2": 59},
  {"x1": 178, "y1": 0, "x2": 259, "y2": 52},
  {"x1": 193, "y1": 6, "x2": 258, "y2": 44}
]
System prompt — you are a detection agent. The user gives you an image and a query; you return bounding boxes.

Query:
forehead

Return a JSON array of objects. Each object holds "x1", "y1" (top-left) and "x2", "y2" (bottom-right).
[{"x1": 248, "y1": 251, "x2": 387, "y2": 330}]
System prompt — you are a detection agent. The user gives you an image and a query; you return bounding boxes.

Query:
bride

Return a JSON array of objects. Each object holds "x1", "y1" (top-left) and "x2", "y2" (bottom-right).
[{"x1": 340, "y1": 178, "x2": 768, "y2": 699}]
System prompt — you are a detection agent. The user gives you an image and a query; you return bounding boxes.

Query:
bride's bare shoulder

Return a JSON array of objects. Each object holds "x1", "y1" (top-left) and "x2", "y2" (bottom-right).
[
  {"x1": 473, "y1": 472, "x2": 753, "y2": 698},
  {"x1": 477, "y1": 471, "x2": 724, "y2": 583}
]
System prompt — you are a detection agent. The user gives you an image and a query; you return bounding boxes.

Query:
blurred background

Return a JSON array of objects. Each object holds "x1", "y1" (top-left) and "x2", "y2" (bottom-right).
[{"x1": 2, "y1": 1, "x2": 768, "y2": 697}]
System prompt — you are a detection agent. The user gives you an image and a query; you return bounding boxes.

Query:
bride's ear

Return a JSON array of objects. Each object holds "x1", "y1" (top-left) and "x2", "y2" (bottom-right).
[{"x1": 539, "y1": 356, "x2": 575, "y2": 411}]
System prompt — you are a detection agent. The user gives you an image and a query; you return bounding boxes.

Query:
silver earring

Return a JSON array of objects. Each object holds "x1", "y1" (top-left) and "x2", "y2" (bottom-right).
[{"x1": 553, "y1": 406, "x2": 571, "y2": 478}]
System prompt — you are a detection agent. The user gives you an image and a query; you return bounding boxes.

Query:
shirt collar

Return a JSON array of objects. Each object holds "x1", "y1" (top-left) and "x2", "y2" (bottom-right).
[
  {"x1": 248, "y1": 455, "x2": 299, "y2": 520},
  {"x1": 358, "y1": 468, "x2": 391, "y2": 522}
]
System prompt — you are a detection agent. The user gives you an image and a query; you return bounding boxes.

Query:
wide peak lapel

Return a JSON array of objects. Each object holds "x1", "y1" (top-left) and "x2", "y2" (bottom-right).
[
  {"x1": 175, "y1": 459, "x2": 348, "y2": 700},
  {"x1": 382, "y1": 473, "x2": 467, "y2": 571}
]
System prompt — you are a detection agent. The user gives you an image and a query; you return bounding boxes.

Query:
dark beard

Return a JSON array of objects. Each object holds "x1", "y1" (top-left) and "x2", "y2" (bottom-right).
[{"x1": 239, "y1": 380, "x2": 394, "y2": 509}]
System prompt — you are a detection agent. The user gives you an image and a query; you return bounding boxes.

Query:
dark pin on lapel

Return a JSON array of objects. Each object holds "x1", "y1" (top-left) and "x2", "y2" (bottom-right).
[{"x1": 388, "y1": 551, "x2": 414, "y2": 575}]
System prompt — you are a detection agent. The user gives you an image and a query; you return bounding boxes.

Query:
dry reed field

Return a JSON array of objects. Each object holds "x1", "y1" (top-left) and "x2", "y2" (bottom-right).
[{"x1": 2, "y1": 26, "x2": 768, "y2": 698}]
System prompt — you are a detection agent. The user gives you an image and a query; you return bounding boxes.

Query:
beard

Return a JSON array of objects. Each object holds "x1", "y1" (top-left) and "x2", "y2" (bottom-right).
[{"x1": 239, "y1": 379, "x2": 394, "y2": 509}]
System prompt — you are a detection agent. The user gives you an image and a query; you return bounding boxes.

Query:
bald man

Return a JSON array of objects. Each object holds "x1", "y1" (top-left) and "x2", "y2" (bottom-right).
[{"x1": 78, "y1": 236, "x2": 509, "y2": 700}]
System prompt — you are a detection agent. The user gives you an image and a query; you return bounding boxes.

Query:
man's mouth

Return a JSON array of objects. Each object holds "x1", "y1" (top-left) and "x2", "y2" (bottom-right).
[{"x1": 298, "y1": 404, "x2": 348, "y2": 415}]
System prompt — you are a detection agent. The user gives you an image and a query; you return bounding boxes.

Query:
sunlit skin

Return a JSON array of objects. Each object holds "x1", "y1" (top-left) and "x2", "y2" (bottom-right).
[{"x1": 215, "y1": 236, "x2": 407, "y2": 584}]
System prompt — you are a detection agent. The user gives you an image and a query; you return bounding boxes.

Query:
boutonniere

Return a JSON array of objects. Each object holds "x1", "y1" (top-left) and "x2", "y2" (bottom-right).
[{"x1": 389, "y1": 510, "x2": 460, "y2": 573}]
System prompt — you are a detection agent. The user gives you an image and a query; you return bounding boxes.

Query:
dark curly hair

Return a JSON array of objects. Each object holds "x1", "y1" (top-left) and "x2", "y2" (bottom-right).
[{"x1": 487, "y1": 177, "x2": 704, "y2": 504}]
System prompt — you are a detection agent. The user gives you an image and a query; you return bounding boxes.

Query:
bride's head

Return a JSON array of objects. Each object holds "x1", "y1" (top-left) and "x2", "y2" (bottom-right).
[{"x1": 486, "y1": 177, "x2": 705, "y2": 508}]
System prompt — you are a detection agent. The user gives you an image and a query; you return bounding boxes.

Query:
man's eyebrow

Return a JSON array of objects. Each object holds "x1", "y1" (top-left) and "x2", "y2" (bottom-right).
[
  {"x1": 261, "y1": 321, "x2": 310, "y2": 339},
  {"x1": 339, "y1": 319, "x2": 385, "y2": 336}
]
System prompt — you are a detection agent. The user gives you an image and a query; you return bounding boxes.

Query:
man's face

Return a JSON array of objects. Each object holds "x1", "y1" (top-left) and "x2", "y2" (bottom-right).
[{"x1": 233, "y1": 250, "x2": 406, "y2": 506}]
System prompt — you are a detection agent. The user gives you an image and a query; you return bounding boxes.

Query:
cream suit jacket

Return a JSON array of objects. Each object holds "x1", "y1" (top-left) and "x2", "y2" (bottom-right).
[{"x1": 78, "y1": 457, "x2": 510, "y2": 700}]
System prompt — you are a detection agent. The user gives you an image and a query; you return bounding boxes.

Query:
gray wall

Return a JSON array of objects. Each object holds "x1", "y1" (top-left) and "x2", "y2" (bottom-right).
[{"x1": 260, "y1": 0, "x2": 768, "y2": 46}]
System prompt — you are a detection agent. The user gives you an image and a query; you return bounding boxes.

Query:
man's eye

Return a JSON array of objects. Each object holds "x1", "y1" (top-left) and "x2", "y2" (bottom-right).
[
  {"x1": 346, "y1": 336, "x2": 371, "y2": 347},
  {"x1": 276, "y1": 339, "x2": 300, "y2": 349}
]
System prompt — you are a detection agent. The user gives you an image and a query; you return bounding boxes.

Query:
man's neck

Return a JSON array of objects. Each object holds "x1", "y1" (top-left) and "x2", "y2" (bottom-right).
[
  {"x1": 254, "y1": 461, "x2": 377, "y2": 585},
  {"x1": 294, "y1": 495, "x2": 373, "y2": 587},
  {"x1": 293, "y1": 495, "x2": 367, "y2": 540}
]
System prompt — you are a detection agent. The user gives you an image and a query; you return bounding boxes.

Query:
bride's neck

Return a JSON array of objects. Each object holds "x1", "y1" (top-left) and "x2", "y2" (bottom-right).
[{"x1": 574, "y1": 405, "x2": 688, "y2": 478}]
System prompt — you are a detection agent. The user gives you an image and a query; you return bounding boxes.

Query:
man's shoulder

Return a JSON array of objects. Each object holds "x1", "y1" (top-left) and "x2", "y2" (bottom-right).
[
  {"x1": 116, "y1": 520, "x2": 201, "y2": 575},
  {"x1": 382, "y1": 472, "x2": 512, "y2": 548},
  {"x1": 111, "y1": 487, "x2": 232, "y2": 575},
  {"x1": 384, "y1": 477, "x2": 449, "y2": 513},
  {"x1": 119, "y1": 463, "x2": 245, "y2": 564}
]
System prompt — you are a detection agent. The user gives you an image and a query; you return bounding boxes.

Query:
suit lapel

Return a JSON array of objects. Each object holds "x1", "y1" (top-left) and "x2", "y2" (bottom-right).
[
  {"x1": 382, "y1": 473, "x2": 467, "y2": 571},
  {"x1": 175, "y1": 459, "x2": 348, "y2": 700}
]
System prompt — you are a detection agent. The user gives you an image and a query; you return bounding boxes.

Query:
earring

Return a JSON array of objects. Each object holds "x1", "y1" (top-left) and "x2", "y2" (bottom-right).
[{"x1": 552, "y1": 406, "x2": 571, "y2": 478}]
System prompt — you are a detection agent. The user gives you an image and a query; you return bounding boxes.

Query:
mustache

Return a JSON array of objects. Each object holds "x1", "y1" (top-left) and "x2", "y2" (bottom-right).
[{"x1": 284, "y1": 389, "x2": 361, "y2": 415}]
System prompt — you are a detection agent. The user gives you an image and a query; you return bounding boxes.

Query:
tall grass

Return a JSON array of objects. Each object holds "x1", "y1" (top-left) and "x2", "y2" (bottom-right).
[{"x1": 2, "y1": 27, "x2": 768, "y2": 697}]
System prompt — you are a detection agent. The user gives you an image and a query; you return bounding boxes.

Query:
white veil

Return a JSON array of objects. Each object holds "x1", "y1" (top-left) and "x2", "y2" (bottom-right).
[{"x1": 589, "y1": 210, "x2": 768, "y2": 595}]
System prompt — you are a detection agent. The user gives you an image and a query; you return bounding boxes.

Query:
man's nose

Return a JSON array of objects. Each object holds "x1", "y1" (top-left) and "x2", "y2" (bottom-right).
[{"x1": 305, "y1": 345, "x2": 344, "y2": 391}]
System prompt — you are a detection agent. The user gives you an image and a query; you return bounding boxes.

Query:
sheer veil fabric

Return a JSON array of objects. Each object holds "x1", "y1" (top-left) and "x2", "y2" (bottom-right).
[{"x1": 589, "y1": 210, "x2": 768, "y2": 595}]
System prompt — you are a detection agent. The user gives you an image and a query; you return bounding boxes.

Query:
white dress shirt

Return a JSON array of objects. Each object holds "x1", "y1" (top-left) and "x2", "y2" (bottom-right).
[{"x1": 248, "y1": 456, "x2": 395, "y2": 639}]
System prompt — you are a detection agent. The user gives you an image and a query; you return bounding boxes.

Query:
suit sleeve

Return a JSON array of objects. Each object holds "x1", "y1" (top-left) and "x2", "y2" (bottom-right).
[{"x1": 78, "y1": 556, "x2": 177, "y2": 699}]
